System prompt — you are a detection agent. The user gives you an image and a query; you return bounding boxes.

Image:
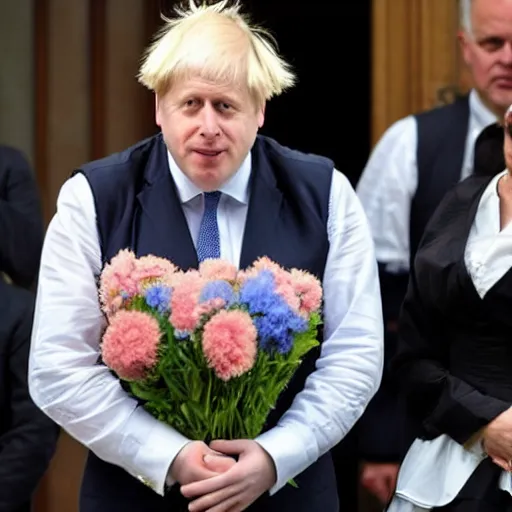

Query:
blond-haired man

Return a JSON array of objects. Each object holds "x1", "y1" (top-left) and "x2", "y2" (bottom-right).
[{"x1": 28, "y1": 1, "x2": 383, "y2": 511}]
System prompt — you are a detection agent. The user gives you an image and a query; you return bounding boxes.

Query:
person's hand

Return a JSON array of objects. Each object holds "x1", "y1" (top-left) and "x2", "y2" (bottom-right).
[
  {"x1": 169, "y1": 441, "x2": 236, "y2": 485},
  {"x1": 180, "y1": 439, "x2": 277, "y2": 511},
  {"x1": 482, "y1": 407, "x2": 512, "y2": 471},
  {"x1": 360, "y1": 462, "x2": 399, "y2": 504}
]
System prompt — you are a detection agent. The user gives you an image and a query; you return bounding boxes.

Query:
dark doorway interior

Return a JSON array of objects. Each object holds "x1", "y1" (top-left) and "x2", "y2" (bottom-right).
[{"x1": 246, "y1": 1, "x2": 372, "y2": 186}]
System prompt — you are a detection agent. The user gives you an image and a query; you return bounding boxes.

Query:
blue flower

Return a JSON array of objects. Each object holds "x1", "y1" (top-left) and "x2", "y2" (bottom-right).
[
  {"x1": 174, "y1": 330, "x2": 190, "y2": 341},
  {"x1": 239, "y1": 270, "x2": 278, "y2": 314},
  {"x1": 240, "y1": 270, "x2": 307, "y2": 355},
  {"x1": 200, "y1": 280, "x2": 237, "y2": 306},
  {"x1": 255, "y1": 303, "x2": 307, "y2": 354},
  {"x1": 144, "y1": 285, "x2": 172, "y2": 314}
]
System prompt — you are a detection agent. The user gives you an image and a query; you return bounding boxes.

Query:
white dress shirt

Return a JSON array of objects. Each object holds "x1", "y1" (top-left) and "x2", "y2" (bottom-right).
[
  {"x1": 356, "y1": 89, "x2": 497, "y2": 273},
  {"x1": 29, "y1": 148, "x2": 384, "y2": 497},
  {"x1": 388, "y1": 170, "x2": 512, "y2": 511}
]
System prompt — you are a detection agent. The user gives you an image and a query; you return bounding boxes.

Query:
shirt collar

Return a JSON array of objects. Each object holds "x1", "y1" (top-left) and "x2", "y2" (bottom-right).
[
  {"x1": 476, "y1": 169, "x2": 507, "y2": 234},
  {"x1": 469, "y1": 89, "x2": 499, "y2": 132},
  {"x1": 166, "y1": 149, "x2": 251, "y2": 205}
]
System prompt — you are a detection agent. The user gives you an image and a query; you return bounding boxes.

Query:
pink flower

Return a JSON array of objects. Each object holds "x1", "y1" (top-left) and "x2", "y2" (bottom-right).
[
  {"x1": 252, "y1": 256, "x2": 283, "y2": 274},
  {"x1": 240, "y1": 257, "x2": 301, "y2": 311},
  {"x1": 134, "y1": 255, "x2": 176, "y2": 290},
  {"x1": 169, "y1": 270, "x2": 205, "y2": 332},
  {"x1": 101, "y1": 310, "x2": 161, "y2": 381},
  {"x1": 290, "y1": 269, "x2": 323, "y2": 315},
  {"x1": 99, "y1": 249, "x2": 139, "y2": 316},
  {"x1": 162, "y1": 269, "x2": 185, "y2": 288},
  {"x1": 196, "y1": 298, "x2": 226, "y2": 317},
  {"x1": 202, "y1": 310, "x2": 257, "y2": 381},
  {"x1": 199, "y1": 259, "x2": 238, "y2": 282},
  {"x1": 272, "y1": 267, "x2": 302, "y2": 312},
  {"x1": 276, "y1": 282, "x2": 301, "y2": 312},
  {"x1": 236, "y1": 268, "x2": 258, "y2": 284},
  {"x1": 237, "y1": 256, "x2": 282, "y2": 284}
]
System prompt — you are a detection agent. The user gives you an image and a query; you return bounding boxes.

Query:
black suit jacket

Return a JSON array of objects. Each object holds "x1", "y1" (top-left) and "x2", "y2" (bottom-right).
[
  {"x1": 0, "y1": 280, "x2": 59, "y2": 512},
  {"x1": 0, "y1": 146, "x2": 44, "y2": 289}
]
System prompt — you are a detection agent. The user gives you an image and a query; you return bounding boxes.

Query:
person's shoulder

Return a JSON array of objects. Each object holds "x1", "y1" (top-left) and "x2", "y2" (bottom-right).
[
  {"x1": 256, "y1": 135, "x2": 333, "y2": 171},
  {"x1": 422, "y1": 174, "x2": 492, "y2": 239},
  {"x1": 77, "y1": 134, "x2": 160, "y2": 175},
  {"x1": 414, "y1": 94, "x2": 470, "y2": 124},
  {"x1": 0, "y1": 145, "x2": 32, "y2": 176},
  {"x1": 372, "y1": 115, "x2": 417, "y2": 150},
  {"x1": 0, "y1": 144, "x2": 28, "y2": 160},
  {"x1": 450, "y1": 173, "x2": 494, "y2": 204}
]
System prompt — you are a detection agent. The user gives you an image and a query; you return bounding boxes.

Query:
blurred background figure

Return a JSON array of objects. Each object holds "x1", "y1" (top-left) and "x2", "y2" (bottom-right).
[
  {"x1": 0, "y1": 145, "x2": 44, "y2": 289},
  {"x1": 0, "y1": 277, "x2": 59, "y2": 512}
]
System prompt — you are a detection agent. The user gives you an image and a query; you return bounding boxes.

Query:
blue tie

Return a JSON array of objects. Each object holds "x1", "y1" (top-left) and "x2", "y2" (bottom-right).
[{"x1": 197, "y1": 191, "x2": 221, "y2": 262}]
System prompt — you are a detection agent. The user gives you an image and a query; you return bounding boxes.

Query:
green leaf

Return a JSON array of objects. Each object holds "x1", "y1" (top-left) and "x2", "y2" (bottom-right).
[{"x1": 288, "y1": 478, "x2": 299, "y2": 488}]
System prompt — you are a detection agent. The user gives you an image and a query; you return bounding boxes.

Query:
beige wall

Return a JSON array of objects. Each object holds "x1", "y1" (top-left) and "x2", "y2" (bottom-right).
[
  {"x1": 106, "y1": 0, "x2": 149, "y2": 155},
  {"x1": 0, "y1": 0, "x2": 34, "y2": 164},
  {"x1": 371, "y1": 0, "x2": 465, "y2": 145},
  {"x1": 47, "y1": 0, "x2": 90, "y2": 215}
]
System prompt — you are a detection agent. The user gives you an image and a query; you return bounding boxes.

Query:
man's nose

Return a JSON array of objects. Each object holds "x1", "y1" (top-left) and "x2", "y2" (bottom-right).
[
  {"x1": 200, "y1": 104, "x2": 221, "y2": 138},
  {"x1": 500, "y1": 41, "x2": 512, "y2": 65}
]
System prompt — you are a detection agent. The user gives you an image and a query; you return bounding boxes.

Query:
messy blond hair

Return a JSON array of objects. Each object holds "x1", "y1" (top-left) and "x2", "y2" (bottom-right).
[{"x1": 138, "y1": 0, "x2": 296, "y2": 106}]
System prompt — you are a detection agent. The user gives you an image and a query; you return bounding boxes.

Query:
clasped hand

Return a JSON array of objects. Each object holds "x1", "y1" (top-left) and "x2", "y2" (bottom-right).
[
  {"x1": 482, "y1": 407, "x2": 512, "y2": 472},
  {"x1": 171, "y1": 439, "x2": 277, "y2": 512}
]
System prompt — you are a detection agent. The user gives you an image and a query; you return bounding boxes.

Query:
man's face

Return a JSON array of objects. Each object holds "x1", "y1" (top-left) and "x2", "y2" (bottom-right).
[
  {"x1": 156, "y1": 76, "x2": 265, "y2": 191},
  {"x1": 505, "y1": 106, "x2": 512, "y2": 170},
  {"x1": 460, "y1": 0, "x2": 512, "y2": 117}
]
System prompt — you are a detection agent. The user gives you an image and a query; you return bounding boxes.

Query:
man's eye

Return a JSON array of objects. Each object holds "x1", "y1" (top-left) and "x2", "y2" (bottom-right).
[{"x1": 480, "y1": 38, "x2": 505, "y2": 51}]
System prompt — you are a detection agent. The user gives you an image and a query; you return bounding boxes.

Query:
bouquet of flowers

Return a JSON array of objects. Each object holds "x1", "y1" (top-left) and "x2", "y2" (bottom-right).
[{"x1": 98, "y1": 250, "x2": 322, "y2": 442}]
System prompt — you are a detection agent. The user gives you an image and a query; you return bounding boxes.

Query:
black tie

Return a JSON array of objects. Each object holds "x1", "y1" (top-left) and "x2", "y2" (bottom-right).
[{"x1": 473, "y1": 122, "x2": 505, "y2": 177}]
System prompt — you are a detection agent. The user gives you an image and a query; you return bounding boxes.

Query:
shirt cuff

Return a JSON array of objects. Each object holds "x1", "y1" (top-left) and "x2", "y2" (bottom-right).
[
  {"x1": 124, "y1": 410, "x2": 190, "y2": 496},
  {"x1": 255, "y1": 425, "x2": 318, "y2": 495}
]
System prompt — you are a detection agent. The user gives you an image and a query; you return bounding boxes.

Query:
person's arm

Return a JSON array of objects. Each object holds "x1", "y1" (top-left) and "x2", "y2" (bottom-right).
[
  {"x1": 255, "y1": 170, "x2": 384, "y2": 493},
  {"x1": 0, "y1": 291, "x2": 59, "y2": 510},
  {"x1": 28, "y1": 174, "x2": 190, "y2": 495},
  {"x1": 356, "y1": 116, "x2": 418, "y2": 274},
  {"x1": 0, "y1": 147, "x2": 43, "y2": 288}
]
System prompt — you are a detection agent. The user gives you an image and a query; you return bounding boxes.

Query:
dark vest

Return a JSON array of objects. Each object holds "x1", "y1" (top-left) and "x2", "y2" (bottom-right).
[
  {"x1": 410, "y1": 95, "x2": 470, "y2": 263},
  {"x1": 75, "y1": 134, "x2": 339, "y2": 511}
]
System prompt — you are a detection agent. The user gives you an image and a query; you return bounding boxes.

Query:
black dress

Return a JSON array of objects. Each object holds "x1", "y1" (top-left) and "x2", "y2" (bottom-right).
[{"x1": 391, "y1": 173, "x2": 512, "y2": 510}]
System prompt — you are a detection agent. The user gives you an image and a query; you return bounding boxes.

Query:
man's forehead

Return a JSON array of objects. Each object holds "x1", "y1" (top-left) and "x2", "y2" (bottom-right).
[
  {"x1": 472, "y1": 0, "x2": 512, "y2": 31},
  {"x1": 169, "y1": 75, "x2": 249, "y2": 100}
]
